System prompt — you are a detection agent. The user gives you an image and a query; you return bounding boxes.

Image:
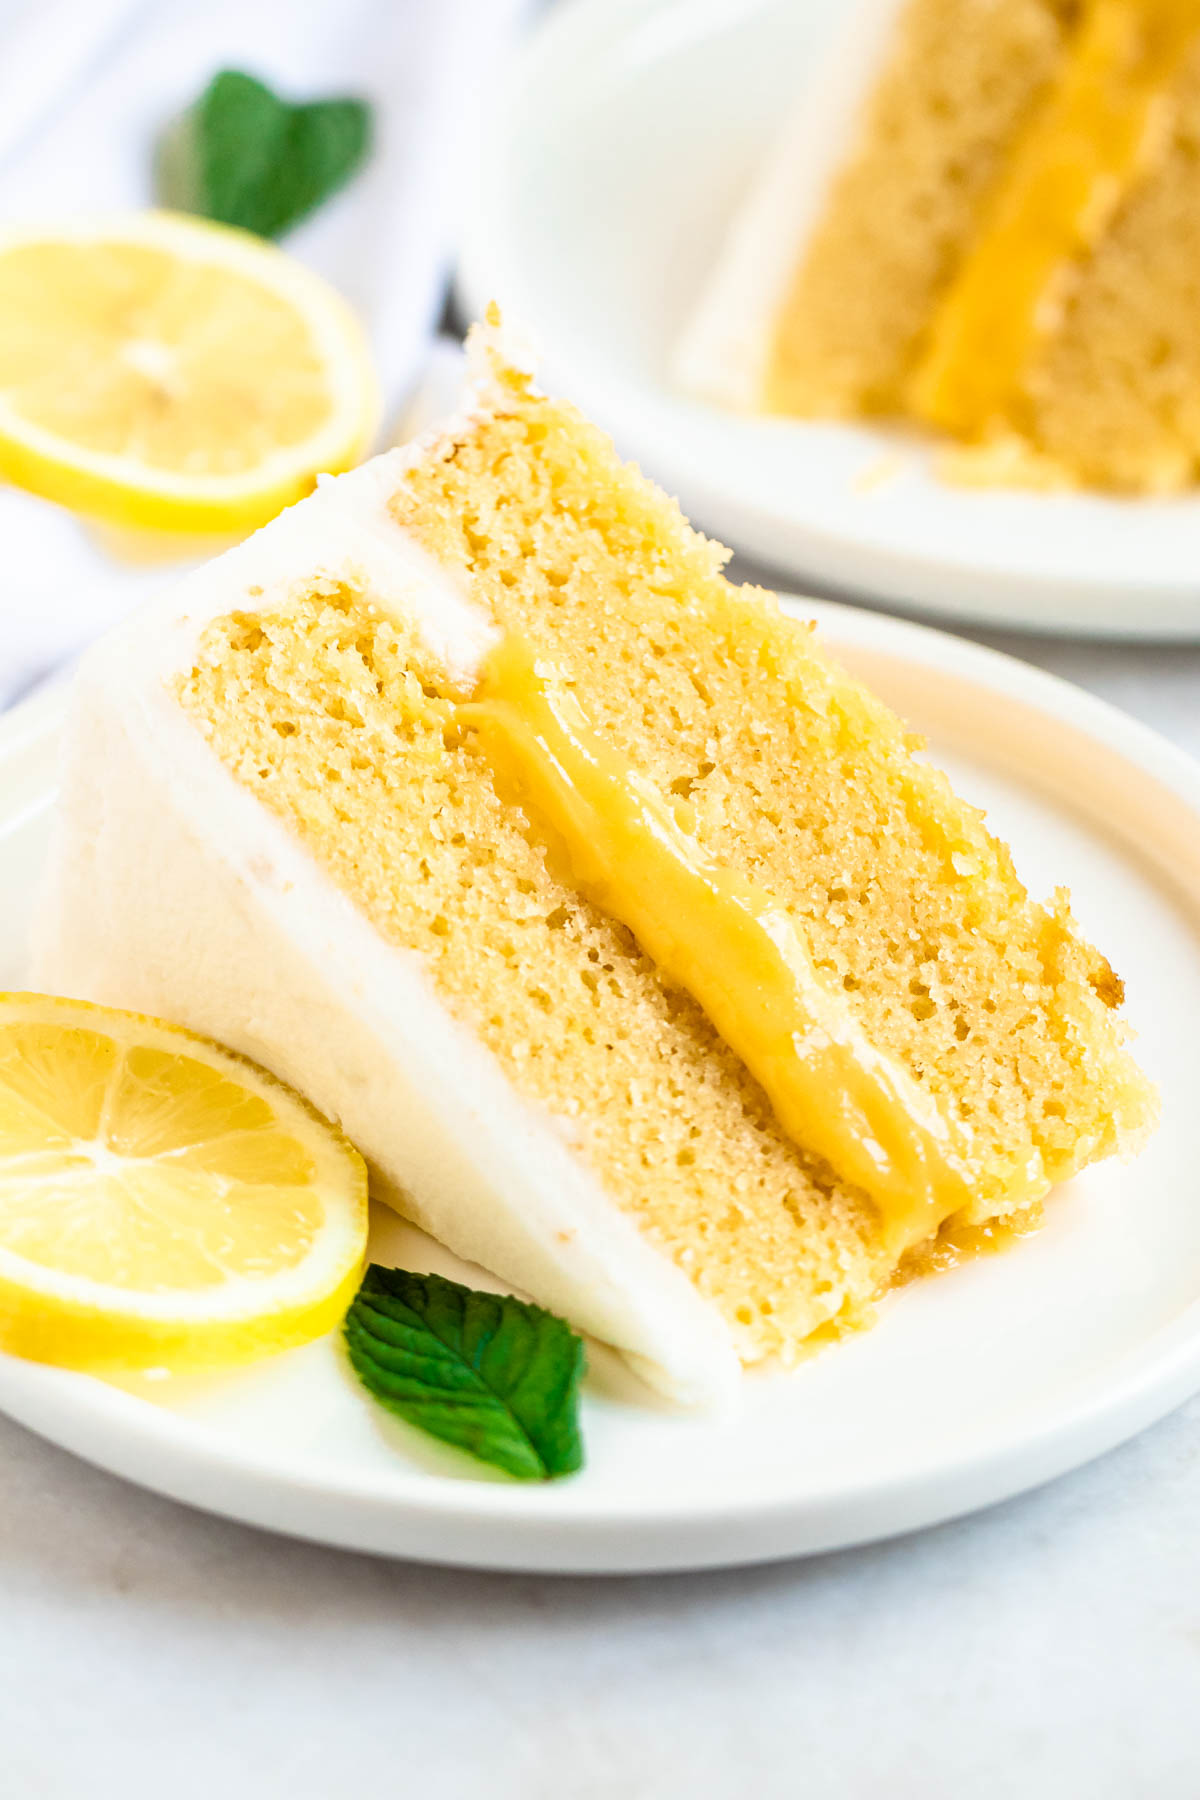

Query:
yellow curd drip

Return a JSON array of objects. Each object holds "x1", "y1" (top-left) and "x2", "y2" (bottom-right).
[
  {"x1": 457, "y1": 636, "x2": 983, "y2": 1257},
  {"x1": 910, "y1": 0, "x2": 1200, "y2": 437},
  {"x1": 888, "y1": 1204, "x2": 1045, "y2": 1290}
]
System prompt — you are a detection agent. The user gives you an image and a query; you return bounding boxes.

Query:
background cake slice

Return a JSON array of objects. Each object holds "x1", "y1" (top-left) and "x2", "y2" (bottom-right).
[
  {"x1": 678, "y1": 0, "x2": 1200, "y2": 491},
  {"x1": 33, "y1": 323, "x2": 1157, "y2": 1404},
  {"x1": 675, "y1": 0, "x2": 1072, "y2": 417}
]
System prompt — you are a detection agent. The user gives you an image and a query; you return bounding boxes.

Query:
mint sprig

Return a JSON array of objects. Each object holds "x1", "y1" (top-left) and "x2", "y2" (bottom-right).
[
  {"x1": 158, "y1": 69, "x2": 372, "y2": 241},
  {"x1": 344, "y1": 1266, "x2": 586, "y2": 1481}
]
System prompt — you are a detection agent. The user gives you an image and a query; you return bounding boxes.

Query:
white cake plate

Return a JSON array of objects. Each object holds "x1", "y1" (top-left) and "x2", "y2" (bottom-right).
[
  {"x1": 458, "y1": 0, "x2": 1200, "y2": 639},
  {"x1": 2, "y1": 599, "x2": 1200, "y2": 1572}
]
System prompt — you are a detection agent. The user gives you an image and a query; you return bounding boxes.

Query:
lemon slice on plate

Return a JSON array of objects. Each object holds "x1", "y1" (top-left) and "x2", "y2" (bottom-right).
[
  {"x1": 0, "y1": 993, "x2": 369, "y2": 1371},
  {"x1": 0, "y1": 211, "x2": 379, "y2": 533}
]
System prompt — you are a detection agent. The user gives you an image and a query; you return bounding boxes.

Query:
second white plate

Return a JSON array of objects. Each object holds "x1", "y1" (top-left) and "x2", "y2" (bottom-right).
[
  {"x1": 460, "y1": 0, "x2": 1200, "y2": 638},
  {"x1": 1, "y1": 601, "x2": 1200, "y2": 1571}
]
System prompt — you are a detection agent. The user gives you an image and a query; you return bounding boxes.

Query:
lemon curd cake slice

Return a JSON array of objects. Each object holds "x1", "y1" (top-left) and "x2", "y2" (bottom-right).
[
  {"x1": 34, "y1": 323, "x2": 1156, "y2": 1404},
  {"x1": 677, "y1": 0, "x2": 1200, "y2": 492}
]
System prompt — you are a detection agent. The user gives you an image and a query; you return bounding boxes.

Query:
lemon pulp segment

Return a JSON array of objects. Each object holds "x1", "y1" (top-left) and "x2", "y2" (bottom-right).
[
  {"x1": 0, "y1": 213, "x2": 378, "y2": 532},
  {"x1": 0, "y1": 994, "x2": 368, "y2": 1371}
]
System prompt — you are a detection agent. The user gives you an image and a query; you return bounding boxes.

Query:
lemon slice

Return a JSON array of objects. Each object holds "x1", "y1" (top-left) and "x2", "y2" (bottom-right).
[
  {"x1": 0, "y1": 212, "x2": 379, "y2": 533},
  {"x1": 0, "y1": 993, "x2": 369, "y2": 1371}
]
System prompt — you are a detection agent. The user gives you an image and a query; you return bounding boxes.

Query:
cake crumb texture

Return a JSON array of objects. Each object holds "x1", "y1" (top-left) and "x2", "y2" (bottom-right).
[
  {"x1": 178, "y1": 587, "x2": 884, "y2": 1364},
  {"x1": 766, "y1": 0, "x2": 1074, "y2": 416},
  {"x1": 1023, "y1": 37, "x2": 1200, "y2": 491},
  {"x1": 761, "y1": 0, "x2": 1200, "y2": 491},
  {"x1": 176, "y1": 349, "x2": 1157, "y2": 1363}
]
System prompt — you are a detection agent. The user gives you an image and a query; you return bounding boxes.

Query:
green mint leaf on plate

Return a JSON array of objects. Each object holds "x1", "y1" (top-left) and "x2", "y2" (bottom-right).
[
  {"x1": 158, "y1": 69, "x2": 372, "y2": 240},
  {"x1": 344, "y1": 1265, "x2": 586, "y2": 1481}
]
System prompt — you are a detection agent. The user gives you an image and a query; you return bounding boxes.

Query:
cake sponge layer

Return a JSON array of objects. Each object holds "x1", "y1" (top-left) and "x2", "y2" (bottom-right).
[
  {"x1": 1022, "y1": 36, "x2": 1200, "y2": 490},
  {"x1": 171, "y1": 337, "x2": 1154, "y2": 1370},
  {"x1": 385, "y1": 344, "x2": 1154, "y2": 1193},
  {"x1": 177, "y1": 585, "x2": 884, "y2": 1364},
  {"x1": 765, "y1": 0, "x2": 1073, "y2": 415}
]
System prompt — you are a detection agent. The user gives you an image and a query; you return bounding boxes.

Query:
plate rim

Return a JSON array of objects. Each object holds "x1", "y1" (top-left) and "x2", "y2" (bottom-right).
[
  {"x1": 3, "y1": 601, "x2": 1200, "y2": 1572},
  {"x1": 458, "y1": 0, "x2": 1200, "y2": 640}
]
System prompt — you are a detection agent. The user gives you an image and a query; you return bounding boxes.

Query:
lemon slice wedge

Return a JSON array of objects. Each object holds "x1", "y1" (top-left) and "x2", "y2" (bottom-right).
[
  {"x1": 0, "y1": 212, "x2": 379, "y2": 533},
  {"x1": 0, "y1": 994, "x2": 369, "y2": 1371}
]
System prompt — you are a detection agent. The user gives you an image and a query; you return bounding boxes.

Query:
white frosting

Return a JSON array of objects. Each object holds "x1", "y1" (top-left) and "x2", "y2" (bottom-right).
[
  {"x1": 32, "y1": 447, "x2": 740, "y2": 1409},
  {"x1": 672, "y1": 0, "x2": 907, "y2": 409}
]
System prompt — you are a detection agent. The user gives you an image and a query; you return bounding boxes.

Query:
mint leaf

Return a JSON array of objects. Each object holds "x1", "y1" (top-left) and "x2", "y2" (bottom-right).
[
  {"x1": 158, "y1": 70, "x2": 371, "y2": 240},
  {"x1": 343, "y1": 1266, "x2": 586, "y2": 1481}
]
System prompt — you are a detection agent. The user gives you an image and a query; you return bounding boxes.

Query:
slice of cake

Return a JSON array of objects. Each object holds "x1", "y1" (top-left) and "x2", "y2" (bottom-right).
[
  {"x1": 677, "y1": 0, "x2": 1200, "y2": 492},
  {"x1": 33, "y1": 320, "x2": 1157, "y2": 1405}
]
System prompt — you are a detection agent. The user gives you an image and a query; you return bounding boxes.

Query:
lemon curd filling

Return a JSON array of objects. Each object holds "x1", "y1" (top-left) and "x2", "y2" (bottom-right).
[
  {"x1": 459, "y1": 636, "x2": 1032, "y2": 1256},
  {"x1": 910, "y1": 0, "x2": 1200, "y2": 436}
]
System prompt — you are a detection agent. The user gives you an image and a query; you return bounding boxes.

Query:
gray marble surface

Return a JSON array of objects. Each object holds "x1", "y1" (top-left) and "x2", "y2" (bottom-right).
[
  {"x1": 2, "y1": 1386, "x2": 1197, "y2": 1797},
  {"x1": 2, "y1": 611, "x2": 1199, "y2": 1798}
]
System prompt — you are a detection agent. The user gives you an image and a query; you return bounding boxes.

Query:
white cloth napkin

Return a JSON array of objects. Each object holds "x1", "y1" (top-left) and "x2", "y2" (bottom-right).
[{"x1": 0, "y1": 0, "x2": 525, "y2": 708}]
